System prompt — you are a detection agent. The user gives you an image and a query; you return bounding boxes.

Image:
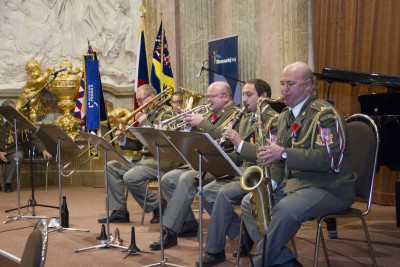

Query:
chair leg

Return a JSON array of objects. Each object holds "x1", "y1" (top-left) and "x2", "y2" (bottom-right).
[
  {"x1": 360, "y1": 217, "x2": 377, "y2": 267},
  {"x1": 235, "y1": 215, "x2": 244, "y2": 267},
  {"x1": 141, "y1": 180, "x2": 150, "y2": 226},
  {"x1": 314, "y1": 219, "x2": 331, "y2": 267}
]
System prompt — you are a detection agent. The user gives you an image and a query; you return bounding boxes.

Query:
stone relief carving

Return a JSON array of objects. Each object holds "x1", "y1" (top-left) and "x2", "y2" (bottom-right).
[{"x1": 0, "y1": 0, "x2": 140, "y2": 92}]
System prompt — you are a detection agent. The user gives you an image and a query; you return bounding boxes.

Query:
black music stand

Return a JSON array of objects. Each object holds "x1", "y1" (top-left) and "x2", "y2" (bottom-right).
[
  {"x1": 38, "y1": 124, "x2": 90, "y2": 233},
  {"x1": 161, "y1": 131, "x2": 243, "y2": 267},
  {"x1": 129, "y1": 127, "x2": 188, "y2": 267},
  {"x1": 0, "y1": 106, "x2": 48, "y2": 223},
  {"x1": 75, "y1": 132, "x2": 129, "y2": 253}
]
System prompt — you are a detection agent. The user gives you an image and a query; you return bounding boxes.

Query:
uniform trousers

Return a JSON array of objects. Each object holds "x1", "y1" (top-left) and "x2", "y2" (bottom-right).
[
  {"x1": 1, "y1": 150, "x2": 24, "y2": 184},
  {"x1": 203, "y1": 180, "x2": 245, "y2": 254},
  {"x1": 107, "y1": 160, "x2": 163, "y2": 213},
  {"x1": 161, "y1": 169, "x2": 200, "y2": 233},
  {"x1": 244, "y1": 186, "x2": 353, "y2": 267}
]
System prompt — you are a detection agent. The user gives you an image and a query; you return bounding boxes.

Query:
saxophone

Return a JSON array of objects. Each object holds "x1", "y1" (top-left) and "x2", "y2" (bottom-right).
[{"x1": 240, "y1": 97, "x2": 277, "y2": 235}]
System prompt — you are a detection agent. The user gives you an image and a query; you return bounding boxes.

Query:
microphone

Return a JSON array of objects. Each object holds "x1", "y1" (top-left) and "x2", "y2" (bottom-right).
[
  {"x1": 51, "y1": 66, "x2": 67, "y2": 76},
  {"x1": 196, "y1": 60, "x2": 207, "y2": 78}
]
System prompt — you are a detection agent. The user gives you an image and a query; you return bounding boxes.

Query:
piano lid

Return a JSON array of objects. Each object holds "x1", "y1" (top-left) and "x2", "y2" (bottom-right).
[{"x1": 314, "y1": 67, "x2": 400, "y2": 91}]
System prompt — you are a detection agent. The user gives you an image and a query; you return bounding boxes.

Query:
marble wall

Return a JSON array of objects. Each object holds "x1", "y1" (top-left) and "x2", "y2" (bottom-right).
[{"x1": 0, "y1": 0, "x2": 311, "y2": 108}]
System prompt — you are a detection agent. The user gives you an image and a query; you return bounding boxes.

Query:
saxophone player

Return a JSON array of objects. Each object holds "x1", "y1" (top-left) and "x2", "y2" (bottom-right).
[
  {"x1": 148, "y1": 81, "x2": 240, "y2": 251},
  {"x1": 197, "y1": 79, "x2": 279, "y2": 266},
  {"x1": 242, "y1": 62, "x2": 356, "y2": 267},
  {"x1": 97, "y1": 84, "x2": 178, "y2": 224}
]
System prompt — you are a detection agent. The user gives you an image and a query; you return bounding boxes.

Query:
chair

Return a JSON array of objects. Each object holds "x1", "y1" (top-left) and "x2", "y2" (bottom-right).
[
  {"x1": 313, "y1": 113, "x2": 379, "y2": 267},
  {"x1": 0, "y1": 219, "x2": 48, "y2": 267}
]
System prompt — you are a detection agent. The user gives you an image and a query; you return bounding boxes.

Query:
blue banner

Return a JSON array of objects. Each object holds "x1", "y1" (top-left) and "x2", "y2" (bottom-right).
[
  {"x1": 84, "y1": 55, "x2": 101, "y2": 130},
  {"x1": 208, "y1": 35, "x2": 240, "y2": 105}
]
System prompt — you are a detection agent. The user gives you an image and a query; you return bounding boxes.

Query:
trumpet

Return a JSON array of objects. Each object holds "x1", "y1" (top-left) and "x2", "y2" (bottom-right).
[
  {"x1": 61, "y1": 88, "x2": 173, "y2": 177},
  {"x1": 158, "y1": 104, "x2": 210, "y2": 130}
]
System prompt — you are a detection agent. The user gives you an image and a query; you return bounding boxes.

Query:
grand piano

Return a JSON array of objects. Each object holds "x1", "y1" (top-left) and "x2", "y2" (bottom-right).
[{"x1": 314, "y1": 67, "x2": 400, "y2": 168}]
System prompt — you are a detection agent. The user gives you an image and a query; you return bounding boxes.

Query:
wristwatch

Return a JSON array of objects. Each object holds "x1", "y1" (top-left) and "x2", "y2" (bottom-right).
[{"x1": 281, "y1": 149, "x2": 287, "y2": 161}]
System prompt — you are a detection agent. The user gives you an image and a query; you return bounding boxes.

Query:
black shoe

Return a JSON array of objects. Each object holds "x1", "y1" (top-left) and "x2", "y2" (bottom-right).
[
  {"x1": 195, "y1": 251, "x2": 226, "y2": 266},
  {"x1": 325, "y1": 218, "x2": 338, "y2": 239},
  {"x1": 150, "y1": 198, "x2": 167, "y2": 224},
  {"x1": 271, "y1": 258, "x2": 303, "y2": 267},
  {"x1": 233, "y1": 226, "x2": 253, "y2": 258},
  {"x1": 97, "y1": 210, "x2": 130, "y2": 223},
  {"x1": 178, "y1": 225, "x2": 198, "y2": 237},
  {"x1": 4, "y1": 183, "x2": 13, "y2": 193},
  {"x1": 149, "y1": 228, "x2": 177, "y2": 250}
]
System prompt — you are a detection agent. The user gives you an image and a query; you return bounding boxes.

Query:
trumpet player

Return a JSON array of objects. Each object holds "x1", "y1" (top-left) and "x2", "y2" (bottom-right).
[
  {"x1": 97, "y1": 84, "x2": 179, "y2": 224},
  {"x1": 197, "y1": 79, "x2": 279, "y2": 266},
  {"x1": 242, "y1": 62, "x2": 356, "y2": 267},
  {"x1": 169, "y1": 91, "x2": 184, "y2": 114},
  {"x1": 149, "y1": 81, "x2": 240, "y2": 251}
]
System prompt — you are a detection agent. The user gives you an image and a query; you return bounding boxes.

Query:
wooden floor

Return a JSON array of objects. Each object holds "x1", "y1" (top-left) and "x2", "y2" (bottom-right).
[{"x1": 0, "y1": 185, "x2": 399, "y2": 267}]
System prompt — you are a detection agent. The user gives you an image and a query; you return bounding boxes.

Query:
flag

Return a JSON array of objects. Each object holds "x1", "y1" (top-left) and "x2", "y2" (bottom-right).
[
  {"x1": 134, "y1": 27, "x2": 150, "y2": 109},
  {"x1": 73, "y1": 73, "x2": 87, "y2": 131},
  {"x1": 150, "y1": 21, "x2": 175, "y2": 93}
]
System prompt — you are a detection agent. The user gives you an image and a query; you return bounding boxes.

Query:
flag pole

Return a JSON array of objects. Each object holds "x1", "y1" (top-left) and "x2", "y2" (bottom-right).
[{"x1": 160, "y1": 12, "x2": 164, "y2": 92}]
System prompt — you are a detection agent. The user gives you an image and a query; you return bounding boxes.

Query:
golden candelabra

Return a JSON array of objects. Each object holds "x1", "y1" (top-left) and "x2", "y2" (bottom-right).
[{"x1": 48, "y1": 59, "x2": 83, "y2": 140}]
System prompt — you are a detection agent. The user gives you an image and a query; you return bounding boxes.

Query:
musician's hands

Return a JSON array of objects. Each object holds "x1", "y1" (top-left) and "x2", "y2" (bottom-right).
[
  {"x1": 257, "y1": 143, "x2": 285, "y2": 165},
  {"x1": 183, "y1": 113, "x2": 204, "y2": 127},
  {"x1": 222, "y1": 129, "x2": 242, "y2": 147},
  {"x1": 135, "y1": 112, "x2": 147, "y2": 123},
  {"x1": 115, "y1": 130, "x2": 126, "y2": 142},
  {"x1": 42, "y1": 150, "x2": 52, "y2": 160},
  {"x1": 0, "y1": 152, "x2": 8, "y2": 162}
]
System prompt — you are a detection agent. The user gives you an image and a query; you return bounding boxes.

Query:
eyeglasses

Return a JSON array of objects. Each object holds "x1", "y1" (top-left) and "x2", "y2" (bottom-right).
[
  {"x1": 205, "y1": 93, "x2": 226, "y2": 99},
  {"x1": 137, "y1": 94, "x2": 151, "y2": 104},
  {"x1": 170, "y1": 100, "x2": 183, "y2": 104}
]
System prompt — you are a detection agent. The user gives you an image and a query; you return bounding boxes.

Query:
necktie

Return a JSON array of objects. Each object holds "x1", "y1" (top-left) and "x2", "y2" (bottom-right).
[{"x1": 289, "y1": 110, "x2": 295, "y2": 125}]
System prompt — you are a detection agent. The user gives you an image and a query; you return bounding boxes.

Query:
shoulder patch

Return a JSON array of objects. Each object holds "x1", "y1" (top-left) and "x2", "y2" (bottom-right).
[{"x1": 311, "y1": 101, "x2": 329, "y2": 112}]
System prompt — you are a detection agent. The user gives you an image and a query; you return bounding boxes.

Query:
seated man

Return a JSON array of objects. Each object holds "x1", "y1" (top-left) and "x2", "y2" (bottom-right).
[
  {"x1": 197, "y1": 79, "x2": 279, "y2": 266},
  {"x1": 97, "y1": 84, "x2": 178, "y2": 224},
  {"x1": 242, "y1": 62, "x2": 356, "y2": 267},
  {"x1": 1, "y1": 99, "x2": 52, "y2": 192},
  {"x1": 149, "y1": 81, "x2": 240, "y2": 250}
]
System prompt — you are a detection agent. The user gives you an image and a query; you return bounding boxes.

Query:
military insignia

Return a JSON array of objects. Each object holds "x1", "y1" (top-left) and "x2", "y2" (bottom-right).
[{"x1": 316, "y1": 128, "x2": 333, "y2": 146}]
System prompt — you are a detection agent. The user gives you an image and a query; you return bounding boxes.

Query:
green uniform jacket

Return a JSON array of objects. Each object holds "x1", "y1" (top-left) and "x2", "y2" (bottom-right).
[
  {"x1": 271, "y1": 96, "x2": 356, "y2": 203},
  {"x1": 230, "y1": 105, "x2": 279, "y2": 167},
  {"x1": 0, "y1": 117, "x2": 47, "y2": 155},
  {"x1": 121, "y1": 105, "x2": 178, "y2": 172}
]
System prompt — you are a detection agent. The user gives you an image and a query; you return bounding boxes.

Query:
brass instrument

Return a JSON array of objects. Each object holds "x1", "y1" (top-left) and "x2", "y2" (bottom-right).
[
  {"x1": 240, "y1": 98, "x2": 275, "y2": 235},
  {"x1": 180, "y1": 87, "x2": 205, "y2": 110},
  {"x1": 158, "y1": 104, "x2": 210, "y2": 130},
  {"x1": 61, "y1": 88, "x2": 173, "y2": 177}
]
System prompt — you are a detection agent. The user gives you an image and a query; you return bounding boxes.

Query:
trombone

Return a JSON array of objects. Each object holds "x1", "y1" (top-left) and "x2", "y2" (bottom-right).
[
  {"x1": 158, "y1": 104, "x2": 210, "y2": 130},
  {"x1": 61, "y1": 88, "x2": 173, "y2": 177}
]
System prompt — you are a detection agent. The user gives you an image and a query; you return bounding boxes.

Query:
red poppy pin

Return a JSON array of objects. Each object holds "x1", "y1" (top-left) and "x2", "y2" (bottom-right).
[{"x1": 291, "y1": 123, "x2": 299, "y2": 138}]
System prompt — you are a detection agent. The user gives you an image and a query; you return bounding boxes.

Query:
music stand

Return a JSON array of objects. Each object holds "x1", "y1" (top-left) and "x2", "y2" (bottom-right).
[
  {"x1": 161, "y1": 131, "x2": 243, "y2": 267},
  {"x1": 75, "y1": 132, "x2": 129, "y2": 253},
  {"x1": 129, "y1": 127, "x2": 188, "y2": 267},
  {"x1": 37, "y1": 124, "x2": 90, "y2": 233},
  {"x1": 0, "y1": 106, "x2": 48, "y2": 223}
]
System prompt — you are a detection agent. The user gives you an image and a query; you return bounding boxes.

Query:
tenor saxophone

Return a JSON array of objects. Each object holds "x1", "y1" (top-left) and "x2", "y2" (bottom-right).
[{"x1": 240, "y1": 97, "x2": 276, "y2": 235}]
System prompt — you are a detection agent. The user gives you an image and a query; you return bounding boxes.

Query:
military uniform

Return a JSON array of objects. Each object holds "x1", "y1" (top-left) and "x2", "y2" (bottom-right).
[
  {"x1": 202, "y1": 105, "x2": 279, "y2": 254},
  {"x1": 1, "y1": 116, "x2": 47, "y2": 185},
  {"x1": 160, "y1": 103, "x2": 240, "y2": 235},
  {"x1": 106, "y1": 104, "x2": 178, "y2": 212},
  {"x1": 242, "y1": 96, "x2": 356, "y2": 266}
]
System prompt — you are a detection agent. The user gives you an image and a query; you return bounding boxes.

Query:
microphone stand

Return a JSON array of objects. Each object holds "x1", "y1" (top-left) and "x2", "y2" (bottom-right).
[
  {"x1": 199, "y1": 65, "x2": 245, "y2": 84},
  {"x1": 5, "y1": 73, "x2": 60, "y2": 216}
]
